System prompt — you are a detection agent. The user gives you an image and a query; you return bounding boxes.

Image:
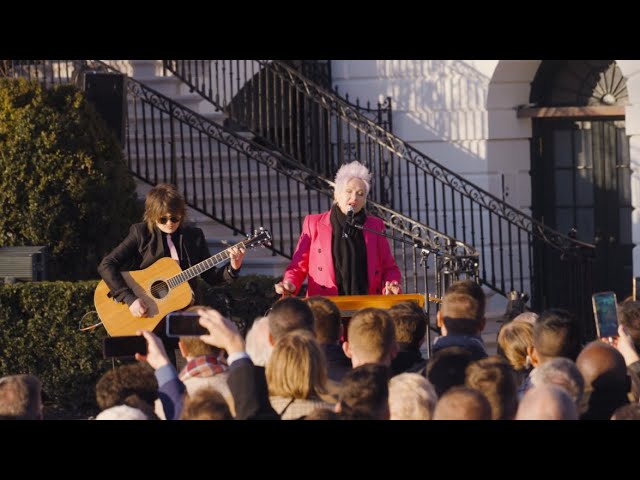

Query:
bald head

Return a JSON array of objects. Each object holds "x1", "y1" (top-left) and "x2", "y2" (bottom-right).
[
  {"x1": 433, "y1": 386, "x2": 492, "y2": 420},
  {"x1": 515, "y1": 385, "x2": 578, "y2": 420},
  {"x1": 576, "y1": 341, "x2": 628, "y2": 390}
]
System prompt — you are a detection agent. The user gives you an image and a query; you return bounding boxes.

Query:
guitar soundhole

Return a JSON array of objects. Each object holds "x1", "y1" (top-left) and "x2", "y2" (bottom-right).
[{"x1": 150, "y1": 281, "x2": 170, "y2": 300}]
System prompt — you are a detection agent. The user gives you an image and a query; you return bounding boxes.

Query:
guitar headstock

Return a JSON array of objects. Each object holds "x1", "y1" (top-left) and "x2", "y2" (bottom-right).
[{"x1": 244, "y1": 227, "x2": 272, "y2": 249}]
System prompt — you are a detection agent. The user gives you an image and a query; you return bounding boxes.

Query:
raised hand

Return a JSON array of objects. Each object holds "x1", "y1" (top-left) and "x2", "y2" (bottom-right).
[
  {"x1": 135, "y1": 329, "x2": 170, "y2": 370},
  {"x1": 197, "y1": 308, "x2": 245, "y2": 356}
]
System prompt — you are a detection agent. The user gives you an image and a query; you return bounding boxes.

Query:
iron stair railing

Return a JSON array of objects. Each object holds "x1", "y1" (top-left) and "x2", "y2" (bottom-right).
[
  {"x1": 0, "y1": 59, "x2": 479, "y2": 313},
  {"x1": 163, "y1": 59, "x2": 595, "y2": 328}
]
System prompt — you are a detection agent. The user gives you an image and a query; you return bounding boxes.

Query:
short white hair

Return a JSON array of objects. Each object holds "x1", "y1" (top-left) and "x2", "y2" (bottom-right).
[
  {"x1": 530, "y1": 357, "x2": 584, "y2": 406},
  {"x1": 95, "y1": 405, "x2": 148, "y2": 420},
  {"x1": 388, "y1": 373, "x2": 437, "y2": 420},
  {"x1": 333, "y1": 161, "x2": 372, "y2": 200},
  {"x1": 245, "y1": 316, "x2": 273, "y2": 367}
]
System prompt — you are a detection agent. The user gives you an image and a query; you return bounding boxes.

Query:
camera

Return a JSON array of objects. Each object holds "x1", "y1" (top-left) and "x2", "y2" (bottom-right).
[
  {"x1": 102, "y1": 336, "x2": 148, "y2": 359},
  {"x1": 592, "y1": 291, "x2": 619, "y2": 338},
  {"x1": 166, "y1": 312, "x2": 208, "y2": 337}
]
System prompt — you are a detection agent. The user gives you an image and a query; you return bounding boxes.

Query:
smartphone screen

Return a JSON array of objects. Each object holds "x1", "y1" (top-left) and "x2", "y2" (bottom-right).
[
  {"x1": 166, "y1": 312, "x2": 208, "y2": 337},
  {"x1": 592, "y1": 291, "x2": 619, "y2": 338},
  {"x1": 103, "y1": 336, "x2": 148, "y2": 359}
]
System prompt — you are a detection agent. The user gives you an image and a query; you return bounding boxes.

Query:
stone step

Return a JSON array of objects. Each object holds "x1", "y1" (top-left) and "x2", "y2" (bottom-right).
[
  {"x1": 128, "y1": 110, "x2": 228, "y2": 133},
  {"x1": 128, "y1": 93, "x2": 205, "y2": 114},
  {"x1": 125, "y1": 131, "x2": 257, "y2": 160}
]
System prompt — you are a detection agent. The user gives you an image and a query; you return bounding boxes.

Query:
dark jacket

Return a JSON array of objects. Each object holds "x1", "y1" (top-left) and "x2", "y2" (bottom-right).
[
  {"x1": 98, "y1": 222, "x2": 237, "y2": 306},
  {"x1": 431, "y1": 334, "x2": 488, "y2": 362},
  {"x1": 321, "y1": 343, "x2": 352, "y2": 383},
  {"x1": 391, "y1": 343, "x2": 427, "y2": 376}
]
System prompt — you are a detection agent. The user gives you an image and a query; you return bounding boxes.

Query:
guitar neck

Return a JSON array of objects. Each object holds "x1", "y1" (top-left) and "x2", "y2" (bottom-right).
[{"x1": 166, "y1": 240, "x2": 247, "y2": 288}]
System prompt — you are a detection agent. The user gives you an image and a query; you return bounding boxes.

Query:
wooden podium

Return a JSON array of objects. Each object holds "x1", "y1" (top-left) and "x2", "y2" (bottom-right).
[
  {"x1": 322, "y1": 293, "x2": 428, "y2": 318},
  {"x1": 321, "y1": 293, "x2": 441, "y2": 351}
]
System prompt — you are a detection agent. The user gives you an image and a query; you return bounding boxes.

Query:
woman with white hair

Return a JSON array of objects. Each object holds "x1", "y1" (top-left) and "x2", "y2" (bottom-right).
[{"x1": 275, "y1": 161, "x2": 401, "y2": 297}]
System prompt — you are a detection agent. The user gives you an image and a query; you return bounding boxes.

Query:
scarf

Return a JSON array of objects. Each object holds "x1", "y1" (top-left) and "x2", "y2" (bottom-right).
[
  {"x1": 330, "y1": 204, "x2": 368, "y2": 295},
  {"x1": 179, "y1": 354, "x2": 228, "y2": 381}
]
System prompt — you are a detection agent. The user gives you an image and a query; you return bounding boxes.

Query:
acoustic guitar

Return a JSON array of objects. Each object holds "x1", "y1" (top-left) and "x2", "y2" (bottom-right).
[{"x1": 95, "y1": 227, "x2": 272, "y2": 336}]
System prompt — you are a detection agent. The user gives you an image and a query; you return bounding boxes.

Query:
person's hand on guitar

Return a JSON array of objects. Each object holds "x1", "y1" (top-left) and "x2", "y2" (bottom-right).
[
  {"x1": 274, "y1": 280, "x2": 296, "y2": 297},
  {"x1": 229, "y1": 246, "x2": 246, "y2": 271},
  {"x1": 129, "y1": 298, "x2": 148, "y2": 317}
]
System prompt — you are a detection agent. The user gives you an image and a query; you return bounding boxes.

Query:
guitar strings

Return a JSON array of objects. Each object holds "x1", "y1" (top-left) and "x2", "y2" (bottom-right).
[{"x1": 146, "y1": 233, "x2": 266, "y2": 297}]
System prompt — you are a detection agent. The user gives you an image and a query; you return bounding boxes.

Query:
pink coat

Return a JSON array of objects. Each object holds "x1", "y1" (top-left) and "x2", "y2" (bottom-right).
[{"x1": 283, "y1": 210, "x2": 402, "y2": 296}]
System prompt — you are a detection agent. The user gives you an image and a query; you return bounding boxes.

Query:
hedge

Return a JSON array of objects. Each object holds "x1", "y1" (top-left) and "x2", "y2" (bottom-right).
[
  {"x1": 0, "y1": 78, "x2": 141, "y2": 280},
  {"x1": 0, "y1": 281, "x2": 106, "y2": 416},
  {"x1": 0, "y1": 275, "x2": 279, "y2": 417}
]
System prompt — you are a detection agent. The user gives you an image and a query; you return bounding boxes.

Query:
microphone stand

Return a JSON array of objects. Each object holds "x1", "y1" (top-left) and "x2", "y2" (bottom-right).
[{"x1": 349, "y1": 221, "x2": 451, "y2": 356}]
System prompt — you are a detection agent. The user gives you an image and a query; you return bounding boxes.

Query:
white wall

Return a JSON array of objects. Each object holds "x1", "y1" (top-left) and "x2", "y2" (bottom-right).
[{"x1": 333, "y1": 59, "x2": 640, "y2": 276}]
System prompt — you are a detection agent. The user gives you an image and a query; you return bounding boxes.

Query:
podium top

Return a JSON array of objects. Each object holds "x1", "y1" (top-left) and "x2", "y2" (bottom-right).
[{"x1": 322, "y1": 293, "x2": 438, "y2": 317}]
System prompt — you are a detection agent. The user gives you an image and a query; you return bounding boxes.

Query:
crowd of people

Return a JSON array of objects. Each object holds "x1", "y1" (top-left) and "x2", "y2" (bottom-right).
[
  {"x1": 2, "y1": 161, "x2": 639, "y2": 420},
  {"x1": 4, "y1": 279, "x2": 640, "y2": 420}
]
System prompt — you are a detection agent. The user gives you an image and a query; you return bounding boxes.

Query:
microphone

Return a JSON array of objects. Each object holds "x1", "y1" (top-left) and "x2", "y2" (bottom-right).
[{"x1": 343, "y1": 206, "x2": 354, "y2": 239}]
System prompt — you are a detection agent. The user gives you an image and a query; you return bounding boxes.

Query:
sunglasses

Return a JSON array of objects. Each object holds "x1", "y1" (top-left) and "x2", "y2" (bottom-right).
[{"x1": 158, "y1": 216, "x2": 181, "y2": 224}]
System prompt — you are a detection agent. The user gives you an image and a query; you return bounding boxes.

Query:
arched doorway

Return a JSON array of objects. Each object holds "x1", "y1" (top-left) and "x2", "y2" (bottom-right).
[{"x1": 529, "y1": 60, "x2": 632, "y2": 300}]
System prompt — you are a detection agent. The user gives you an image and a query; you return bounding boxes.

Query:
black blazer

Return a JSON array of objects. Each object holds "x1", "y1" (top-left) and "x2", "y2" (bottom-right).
[{"x1": 98, "y1": 222, "x2": 237, "y2": 306}]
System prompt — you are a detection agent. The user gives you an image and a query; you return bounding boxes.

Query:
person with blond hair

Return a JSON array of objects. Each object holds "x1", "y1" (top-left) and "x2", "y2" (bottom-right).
[
  {"x1": 275, "y1": 161, "x2": 401, "y2": 297},
  {"x1": 266, "y1": 330, "x2": 334, "y2": 419},
  {"x1": 497, "y1": 320, "x2": 534, "y2": 387}
]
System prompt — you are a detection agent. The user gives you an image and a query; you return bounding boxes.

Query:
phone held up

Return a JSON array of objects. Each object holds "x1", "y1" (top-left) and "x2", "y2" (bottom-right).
[
  {"x1": 634, "y1": 277, "x2": 640, "y2": 302},
  {"x1": 103, "y1": 335, "x2": 148, "y2": 359},
  {"x1": 166, "y1": 312, "x2": 208, "y2": 338},
  {"x1": 592, "y1": 291, "x2": 619, "y2": 339}
]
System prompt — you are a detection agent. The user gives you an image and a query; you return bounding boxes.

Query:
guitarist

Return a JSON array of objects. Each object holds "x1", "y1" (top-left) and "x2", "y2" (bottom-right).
[{"x1": 98, "y1": 183, "x2": 245, "y2": 359}]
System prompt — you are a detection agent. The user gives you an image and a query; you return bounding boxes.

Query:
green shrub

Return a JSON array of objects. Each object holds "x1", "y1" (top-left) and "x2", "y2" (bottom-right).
[
  {"x1": 0, "y1": 78, "x2": 141, "y2": 280},
  {"x1": 0, "y1": 281, "x2": 108, "y2": 416},
  {"x1": 0, "y1": 275, "x2": 279, "y2": 417},
  {"x1": 198, "y1": 274, "x2": 280, "y2": 335}
]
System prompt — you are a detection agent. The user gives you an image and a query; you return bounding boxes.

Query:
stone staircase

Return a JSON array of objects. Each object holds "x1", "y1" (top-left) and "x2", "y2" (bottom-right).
[
  {"x1": 123, "y1": 60, "x2": 513, "y2": 313},
  {"x1": 125, "y1": 60, "x2": 292, "y2": 278}
]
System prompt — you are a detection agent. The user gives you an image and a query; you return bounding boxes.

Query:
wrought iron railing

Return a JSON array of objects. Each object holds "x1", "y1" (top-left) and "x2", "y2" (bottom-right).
[
  {"x1": 163, "y1": 59, "x2": 596, "y2": 327},
  {"x1": 1, "y1": 60, "x2": 478, "y2": 316}
]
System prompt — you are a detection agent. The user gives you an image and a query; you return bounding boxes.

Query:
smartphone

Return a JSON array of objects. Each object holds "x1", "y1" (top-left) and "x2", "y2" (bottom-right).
[
  {"x1": 102, "y1": 336, "x2": 148, "y2": 359},
  {"x1": 166, "y1": 312, "x2": 208, "y2": 337},
  {"x1": 592, "y1": 291, "x2": 619, "y2": 338},
  {"x1": 634, "y1": 277, "x2": 640, "y2": 302}
]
